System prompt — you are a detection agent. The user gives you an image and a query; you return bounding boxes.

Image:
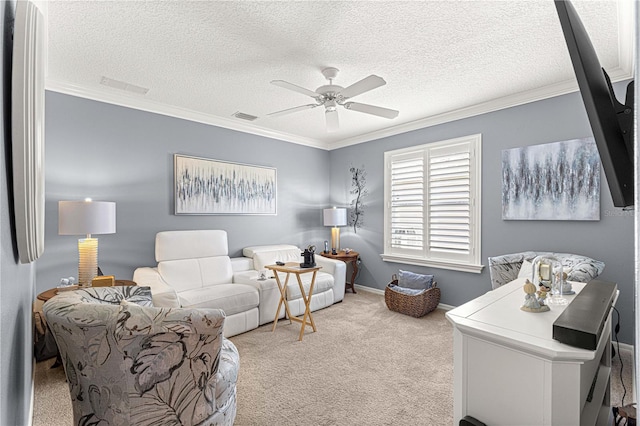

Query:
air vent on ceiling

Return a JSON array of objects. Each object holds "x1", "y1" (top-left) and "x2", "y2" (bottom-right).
[
  {"x1": 232, "y1": 111, "x2": 258, "y2": 121},
  {"x1": 100, "y1": 76, "x2": 149, "y2": 95}
]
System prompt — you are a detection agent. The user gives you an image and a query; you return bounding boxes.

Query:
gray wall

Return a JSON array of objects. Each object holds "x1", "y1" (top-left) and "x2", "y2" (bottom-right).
[
  {"x1": 1, "y1": 1, "x2": 36, "y2": 424},
  {"x1": 330, "y1": 81, "x2": 635, "y2": 344},
  {"x1": 37, "y1": 92, "x2": 331, "y2": 295},
  {"x1": 39, "y1": 85, "x2": 635, "y2": 344}
]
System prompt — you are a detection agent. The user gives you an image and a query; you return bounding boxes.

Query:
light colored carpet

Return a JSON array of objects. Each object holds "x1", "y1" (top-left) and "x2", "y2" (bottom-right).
[{"x1": 33, "y1": 291, "x2": 634, "y2": 425}]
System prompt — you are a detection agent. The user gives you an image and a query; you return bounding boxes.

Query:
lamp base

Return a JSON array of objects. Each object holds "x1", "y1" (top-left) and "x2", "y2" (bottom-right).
[
  {"x1": 331, "y1": 227, "x2": 340, "y2": 253},
  {"x1": 78, "y1": 237, "x2": 99, "y2": 286}
]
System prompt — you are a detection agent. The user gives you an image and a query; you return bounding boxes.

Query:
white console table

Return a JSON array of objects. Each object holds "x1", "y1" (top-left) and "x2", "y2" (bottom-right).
[{"x1": 446, "y1": 278, "x2": 616, "y2": 426}]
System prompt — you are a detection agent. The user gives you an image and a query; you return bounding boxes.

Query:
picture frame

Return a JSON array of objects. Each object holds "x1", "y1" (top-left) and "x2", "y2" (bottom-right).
[
  {"x1": 174, "y1": 154, "x2": 277, "y2": 215},
  {"x1": 502, "y1": 138, "x2": 600, "y2": 221}
]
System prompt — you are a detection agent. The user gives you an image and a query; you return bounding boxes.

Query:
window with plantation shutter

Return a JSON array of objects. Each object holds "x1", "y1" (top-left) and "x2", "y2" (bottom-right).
[
  {"x1": 390, "y1": 153, "x2": 425, "y2": 253},
  {"x1": 382, "y1": 134, "x2": 483, "y2": 273}
]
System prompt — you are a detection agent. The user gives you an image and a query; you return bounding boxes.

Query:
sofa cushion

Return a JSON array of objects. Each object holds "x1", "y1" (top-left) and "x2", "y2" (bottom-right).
[
  {"x1": 281, "y1": 271, "x2": 334, "y2": 301},
  {"x1": 253, "y1": 249, "x2": 301, "y2": 271},
  {"x1": 243, "y1": 244, "x2": 299, "y2": 259},
  {"x1": 199, "y1": 257, "x2": 234, "y2": 285},
  {"x1": 156, "y1": 230, "x2": 229, "y2": 262},
  {"x1": 178, "y1": 283, "x2": 259, "y2": 316},
  {"x1": 158, "y1": 256, "x2": 233, "y2": 292}
]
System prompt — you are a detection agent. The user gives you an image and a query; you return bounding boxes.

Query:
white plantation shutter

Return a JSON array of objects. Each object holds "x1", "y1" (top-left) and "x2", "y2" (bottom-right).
[
  {"x1": 390, "y1": 152, "x2": 425, "y2": 254},
  {"x1": 383, "y1": 135, "x2": 482, "y2": 273},
  {"x1": 428, "y1": 143, "x2": 472, "y2": 261}
]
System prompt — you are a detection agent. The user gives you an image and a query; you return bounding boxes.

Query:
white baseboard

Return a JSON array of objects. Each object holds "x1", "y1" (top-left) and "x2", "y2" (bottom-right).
[
  {"x1": 29, "y1": 358, "x2": 35, "y2": 426},
  {"x1": 353, "y1": 283, "x2": 384, "y2": 295}
]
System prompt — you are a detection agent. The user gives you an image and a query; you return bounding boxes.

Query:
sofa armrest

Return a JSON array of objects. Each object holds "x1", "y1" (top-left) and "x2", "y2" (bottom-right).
[
  {"x1": 315, "y1": 256, "x2": 346, "y2": 303},
  {"x1": 231, "y1": 257, "x2": 254, "y2": 273},
  {"x1": 132, "y1": 267, "x2": 181, "y2": 308}
]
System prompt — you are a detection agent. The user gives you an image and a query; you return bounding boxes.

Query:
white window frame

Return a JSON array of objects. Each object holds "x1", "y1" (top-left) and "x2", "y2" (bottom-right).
[{"x1": 381, "y1": 134, "x2": 483, "y2": 273}]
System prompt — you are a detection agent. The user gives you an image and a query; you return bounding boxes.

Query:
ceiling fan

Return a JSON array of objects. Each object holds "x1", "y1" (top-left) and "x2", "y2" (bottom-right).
[{"x1": 267, "y1": 67, "x2": 399, "y2": 132}]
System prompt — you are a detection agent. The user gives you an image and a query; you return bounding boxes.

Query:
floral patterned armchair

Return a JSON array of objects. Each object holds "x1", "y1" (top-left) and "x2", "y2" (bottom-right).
[
  {"x1": 487, "y1": 251, "x2": 605, "y2": 290},
  {"x1": 42, "y1": 286, "x2": 239, "y2": 426}
]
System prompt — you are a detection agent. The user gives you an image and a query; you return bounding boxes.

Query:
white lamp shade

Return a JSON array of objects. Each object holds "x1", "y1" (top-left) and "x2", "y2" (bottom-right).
[
  {"x1": 323, "y1": 208, "x2": 347, "y2": 227},
  {"x1": 58, "y1": 200, "x2": 116, "y2": 235}
]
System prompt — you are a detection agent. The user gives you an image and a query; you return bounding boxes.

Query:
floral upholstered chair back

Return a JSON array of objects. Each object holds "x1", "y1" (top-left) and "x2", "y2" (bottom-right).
[
  {"x1": 43, "y1": 286, "x2": 239, "y2": 426},
  {"x1": 487, "y1": 251, "x2": 605, "y2": 290}
]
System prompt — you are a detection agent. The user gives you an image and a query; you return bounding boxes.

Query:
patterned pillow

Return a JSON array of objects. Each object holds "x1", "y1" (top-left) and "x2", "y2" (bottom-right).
[{"x1": 517, "y1": 260, "x2": 534, "y2": 279}]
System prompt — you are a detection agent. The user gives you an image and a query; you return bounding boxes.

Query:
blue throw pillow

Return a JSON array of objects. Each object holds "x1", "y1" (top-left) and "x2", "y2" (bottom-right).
[{"x1": 397, "y1": 270, "x2": 434, "y2": 290}]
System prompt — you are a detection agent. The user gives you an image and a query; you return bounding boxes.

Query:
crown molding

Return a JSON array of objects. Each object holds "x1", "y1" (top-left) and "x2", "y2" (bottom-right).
[
  {"x1": 45, "y1": 78, "x2": 329, "y2": 150},
  {"x1": 47, "y1": 29, "x2": 633, "y2": 155},
  {"x1": 329, "y1": 66, "x2": 633, "y2": 151}
]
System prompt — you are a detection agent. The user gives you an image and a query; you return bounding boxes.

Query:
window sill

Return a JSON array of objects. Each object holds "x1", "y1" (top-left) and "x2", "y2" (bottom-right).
[{"x1": 380, "y1": 253, "x2": 484, "y2": 274}]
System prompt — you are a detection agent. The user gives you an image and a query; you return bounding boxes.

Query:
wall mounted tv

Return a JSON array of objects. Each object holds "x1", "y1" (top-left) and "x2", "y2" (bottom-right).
[{"x1": 555, "y1": 0, "x2": 634, "y2": 208}]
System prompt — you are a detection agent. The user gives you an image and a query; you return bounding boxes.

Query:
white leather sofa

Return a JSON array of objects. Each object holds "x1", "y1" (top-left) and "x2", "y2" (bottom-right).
[{"x1": 133, "y1": 231, "x2": 346, "y2": 337}]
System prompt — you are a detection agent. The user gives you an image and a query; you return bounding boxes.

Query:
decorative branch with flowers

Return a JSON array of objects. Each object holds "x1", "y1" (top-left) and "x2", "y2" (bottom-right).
[{"x1": 349, "y1": 165, "x2": 367, "y2": 233}]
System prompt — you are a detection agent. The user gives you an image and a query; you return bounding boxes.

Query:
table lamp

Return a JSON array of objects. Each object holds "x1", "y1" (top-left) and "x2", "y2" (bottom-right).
[
  {"x1": 58, "y1": 199, "x2": 116, "y2": 286},
  {"x1": 323, "y1": 207, "x2": 347, "y2": 254}
]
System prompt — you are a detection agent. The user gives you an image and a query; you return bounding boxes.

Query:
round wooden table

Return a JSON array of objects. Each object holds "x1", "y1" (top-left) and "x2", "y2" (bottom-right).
[
  {"x1": 37, "y1": 280, "x2": 137, "y2": 302},
  {"x1": 318, "y1": 250, "x2": 359, "y2": 294}
]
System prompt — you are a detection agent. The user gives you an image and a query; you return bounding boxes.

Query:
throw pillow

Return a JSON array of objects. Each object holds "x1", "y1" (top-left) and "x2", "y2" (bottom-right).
[
  {"x1": 390, "y1": 285, "x2": 426, "y2": 296},
  {"x1": 517, "y1": 260, "x2": 534, "y2": 279},
  {"x1": 397, "y1": 270, "x2": 433, "y2": 290}
]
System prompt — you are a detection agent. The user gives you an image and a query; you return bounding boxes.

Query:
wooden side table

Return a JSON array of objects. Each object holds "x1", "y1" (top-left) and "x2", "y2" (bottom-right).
[
  {"x1": 319, "y1": 250, "x2": 359, "y2": 294},
  {"x1": 266, "y1": 262, "x2": 321, "y2": 341}
]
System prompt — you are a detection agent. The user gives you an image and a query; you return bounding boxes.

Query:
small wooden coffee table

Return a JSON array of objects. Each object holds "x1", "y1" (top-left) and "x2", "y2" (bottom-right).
[{"x1": 266, "y1": 262, "x2": 321, "y2": 341}]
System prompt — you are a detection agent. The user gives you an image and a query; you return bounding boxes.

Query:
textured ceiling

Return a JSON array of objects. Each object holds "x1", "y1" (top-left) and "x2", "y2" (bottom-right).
[{"x1": 44, "y1": 1, "x2": 634, "y2": 150}]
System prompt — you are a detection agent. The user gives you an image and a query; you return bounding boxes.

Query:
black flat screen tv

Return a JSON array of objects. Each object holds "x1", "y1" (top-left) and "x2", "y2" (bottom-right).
[{"x1": 555, "y1": 0, "x2": 634, "y2": 208}]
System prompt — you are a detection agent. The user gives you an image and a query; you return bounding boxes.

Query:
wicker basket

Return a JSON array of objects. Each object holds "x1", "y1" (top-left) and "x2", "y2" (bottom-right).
[{"x1": 384, "y1": 276, "x2": 440, "y2": 318}]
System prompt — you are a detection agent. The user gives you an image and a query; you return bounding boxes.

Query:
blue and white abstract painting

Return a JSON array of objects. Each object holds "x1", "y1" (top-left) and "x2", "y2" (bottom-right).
[
  {"x1": 502, "y1": 138, "x2": 600, "y2": 220},
  {"x1": 175, "y1": 154, "x2": 277, "y2": 215}
]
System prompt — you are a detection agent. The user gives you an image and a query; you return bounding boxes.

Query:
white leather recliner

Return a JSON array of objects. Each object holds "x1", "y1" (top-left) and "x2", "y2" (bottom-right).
[
  {"x1": 133, "y1": 230, "x2": 260, "y2": 337},
  {"x1": 233, "y1": 244, "x2": 347, "y2": 325}
]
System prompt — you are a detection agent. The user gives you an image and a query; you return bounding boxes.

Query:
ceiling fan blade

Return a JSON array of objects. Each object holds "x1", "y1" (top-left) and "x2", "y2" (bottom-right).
[
  {"x1": 325, "y1": 109, "x2": 339, "y2": 132},
  {"x1": 267, "y1": 103, "x2": 319, "y2": 117},
  {"x1": 271, "y1": 80, "x2": 320, "y2": 98},
  {"x1": 344, "y1": 101, "x2": 399, "y2": 119},
  {"x1": 338, "y1": 75, "x2": 386, "y2": 99}
]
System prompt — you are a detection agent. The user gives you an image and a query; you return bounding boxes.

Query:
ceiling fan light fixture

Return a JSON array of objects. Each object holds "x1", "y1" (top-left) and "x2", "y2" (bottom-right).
[
  {"x1": 326, "y1": 109, "x2": 339, "y2": 132},
  {"x1": 321, "y1": 67, "x2": 339, "y2": 81},
  {"x1": 267, "y1": 67, "x2": 399, "y2": 131}
]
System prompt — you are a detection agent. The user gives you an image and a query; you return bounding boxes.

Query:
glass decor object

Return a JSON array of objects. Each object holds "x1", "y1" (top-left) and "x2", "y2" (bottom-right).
[
  {"x1": 549, "y1": 259, "x2": 568, "y2": 305},
  {"x1": 532, "y1": 255, "x2": 567, "y2": 305}
]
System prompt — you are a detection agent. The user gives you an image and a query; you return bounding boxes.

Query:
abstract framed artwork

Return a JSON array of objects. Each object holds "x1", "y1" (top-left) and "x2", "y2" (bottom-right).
[
  {"x1": 174, "y1": 154, "x2": 277, "y2": 215},
  {"x1": 502, "y1": 138, "x2": 600, "y2": 221}
]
